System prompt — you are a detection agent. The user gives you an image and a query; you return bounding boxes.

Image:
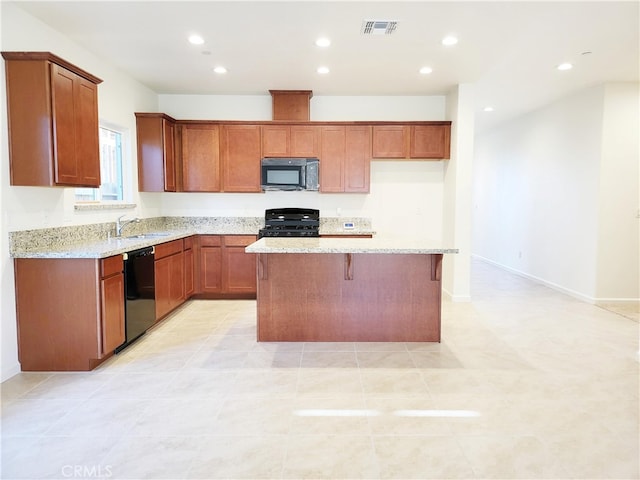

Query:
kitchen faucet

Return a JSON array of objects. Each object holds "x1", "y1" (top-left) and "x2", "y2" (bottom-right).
[{"x1": 116, "y1": 214, "x2": 140, "y2": 237}]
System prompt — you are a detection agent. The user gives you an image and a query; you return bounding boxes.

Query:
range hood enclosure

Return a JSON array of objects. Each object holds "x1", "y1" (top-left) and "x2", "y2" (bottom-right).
[{"x1": 269, "y1": 90, "x2": 312, "y2": 121}]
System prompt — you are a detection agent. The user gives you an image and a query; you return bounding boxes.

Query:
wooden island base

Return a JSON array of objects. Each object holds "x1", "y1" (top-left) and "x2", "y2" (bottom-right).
[{"x1": 256, "y1": 253, "x2": 442, "y2": 342}]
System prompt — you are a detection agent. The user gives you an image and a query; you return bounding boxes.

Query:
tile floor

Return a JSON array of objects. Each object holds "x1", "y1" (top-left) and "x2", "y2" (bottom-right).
[{"x1": 1, "y1": 260, "x2": 638, "y2": 479}]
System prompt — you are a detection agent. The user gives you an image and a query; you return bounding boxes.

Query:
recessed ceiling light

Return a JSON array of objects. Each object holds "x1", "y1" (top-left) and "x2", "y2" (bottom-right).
[
  {"x1": 315, "y1": 37, "x2": 331, "y2": 47},
  {"x1": 213, "y1": 66, "x2": 227, "y2": 74},
  {"x1": 188, "y1": 34, "x2": 204, "y2": 45},
  {"x1": 557, "y1": 62, "x2": 573, "y2": 71},
  {"x1": 441, "y1": 35, "x2": 458, "y2": 46},
  {"x1": 419, "y1": 66, "x2": 433, "y2": 75},
  {"x1": 317, "y1": 66, "x2": 330, "y2": 74},
  {"x1": 483, "y1": 106, "x2": 494, "y2": 112}
]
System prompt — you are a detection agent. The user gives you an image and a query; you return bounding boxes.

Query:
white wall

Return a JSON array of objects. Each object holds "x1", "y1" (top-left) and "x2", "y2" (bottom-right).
[
  {"x1": 596, "y1": 83, "x2": 640, "y2": 300},
  {"x1": 442, "y1": 84, "x2": 475, "y2": 301},
  {"x1": 1, "y1": 3, "x2": 159, "y2": 380},
  {"x1": 159, "y1": 94, "x2": 447, "y2": 239},
  {"x1": 472, "y1": 83, "x2": 640, "y2": 302}
]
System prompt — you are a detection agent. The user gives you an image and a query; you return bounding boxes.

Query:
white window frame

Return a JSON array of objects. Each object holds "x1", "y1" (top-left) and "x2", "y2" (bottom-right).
[{"x1": 75, "y1": 122, "x2": 133, "y2": 208}]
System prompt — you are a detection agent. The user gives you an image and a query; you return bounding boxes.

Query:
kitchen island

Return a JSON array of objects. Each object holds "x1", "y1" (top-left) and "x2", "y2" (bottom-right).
[{"x1": 245, "y1": 237, "x2": 458, "y2": 342}]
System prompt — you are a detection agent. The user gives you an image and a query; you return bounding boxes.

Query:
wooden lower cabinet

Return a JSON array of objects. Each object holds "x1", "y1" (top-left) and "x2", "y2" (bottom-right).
[
  {"x1": 100, "y1": 256, "x2": 126, "y2": 354},
  {"x1": 14, "y1": 255, "x2": 124, "y2": 371},
  {"x1": 198, "y1": 235, "x2": 223, "y2": 293},
  {"x1": 224, "y1": 236, "x2": 257, "y2": 295},
  {"x1": 154, "y1": 239, "x2": 185, "y2": 320},
  {"x1": 195, "y1": 235, "x2": 257, "y2": 298}
]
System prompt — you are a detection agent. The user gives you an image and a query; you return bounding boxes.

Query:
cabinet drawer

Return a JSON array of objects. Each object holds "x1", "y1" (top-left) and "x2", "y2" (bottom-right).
[
  {"x1": 155, "y1": 239, "x2": 183, "y2": 259},
  {"x1": 199, "y1": 235, "x2": 222, "y2": 247},
  {"x1": 100, "y1": 255, "x2": 123, "y2": 278},
  {"x1": 183, "y1": 236, "x2": 194, "y2": 250},
  {"x1": 224, "y1": 235, "x2": 257, "y2": 247}
]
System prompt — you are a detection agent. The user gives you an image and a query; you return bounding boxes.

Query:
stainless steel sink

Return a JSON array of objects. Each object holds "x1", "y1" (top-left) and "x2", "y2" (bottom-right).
[{"x1": 124, "y1": 232, "x2": 172, "y2": 240}]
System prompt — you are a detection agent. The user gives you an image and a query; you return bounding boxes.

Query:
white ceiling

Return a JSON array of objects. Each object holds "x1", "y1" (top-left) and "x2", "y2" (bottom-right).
[{"x1": 8, "y1": 1, "x2": 639, "y2": 131}]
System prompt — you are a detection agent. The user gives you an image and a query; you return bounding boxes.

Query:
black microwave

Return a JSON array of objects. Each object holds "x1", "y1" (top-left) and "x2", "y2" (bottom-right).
[{"x1": 261, "y1": 157, "x2": 319, "y2": 191}]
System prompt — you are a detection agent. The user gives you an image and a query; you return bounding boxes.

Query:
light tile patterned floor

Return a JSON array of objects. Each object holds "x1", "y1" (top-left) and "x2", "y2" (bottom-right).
[{"x1": 2, "y1": 260, "x2": 638, "y2": 479}]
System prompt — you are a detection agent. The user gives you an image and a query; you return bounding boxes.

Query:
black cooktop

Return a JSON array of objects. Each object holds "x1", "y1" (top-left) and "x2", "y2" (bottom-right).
[{"x1": 259, "y1": 208, "x2": 320, "y2": 238}]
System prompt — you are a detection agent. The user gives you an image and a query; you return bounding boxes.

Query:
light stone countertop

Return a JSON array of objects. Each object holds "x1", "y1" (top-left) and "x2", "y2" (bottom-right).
[
  {"x1": 10, "y1": 231, "x2": 195, "y2": 259},
  {"x1": 245, "y1": 237, "x2": 458, "y2": 255},
  {"x1": 9, "y1": 216, "x2": 376, "y2": 259}
]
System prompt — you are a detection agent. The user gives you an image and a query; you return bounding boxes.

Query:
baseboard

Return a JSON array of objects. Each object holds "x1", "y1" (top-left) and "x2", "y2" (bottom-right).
[
  {"x1": 1, "y1": 363, "x2": 21, "y2": 383},
  {"x1": 470, "y1": 254, "x2": 623, "y2": 304},
  {"x1": 442, "y1": 288, "x2": 471, "y2": 303}
]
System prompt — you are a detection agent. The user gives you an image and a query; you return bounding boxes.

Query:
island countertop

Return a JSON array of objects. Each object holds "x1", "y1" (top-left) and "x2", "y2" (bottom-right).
[{"x1": 245, "y1": 237, "x2": 458, "y2": 254}]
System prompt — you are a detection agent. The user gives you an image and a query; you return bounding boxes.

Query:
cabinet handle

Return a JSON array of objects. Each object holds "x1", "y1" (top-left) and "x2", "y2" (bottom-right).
[{"x1": 345, "y1": 253, "x2": 353, "y2": 280}]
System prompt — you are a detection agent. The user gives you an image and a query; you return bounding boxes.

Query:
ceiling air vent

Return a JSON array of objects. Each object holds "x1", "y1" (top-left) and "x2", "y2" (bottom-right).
[{"x1": 361, "y1": 20, "x2": 398, "y2": 35}]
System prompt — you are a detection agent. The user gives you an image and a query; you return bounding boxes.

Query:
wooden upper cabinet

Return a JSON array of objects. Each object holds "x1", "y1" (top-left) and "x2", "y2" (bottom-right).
[
  {"x1": 262, "y1": 125, "x2": 289, "y2": 157},
  {"x1": 291, "y1": 126, "x2": 319, "y2": 157},
  {"x1": 136, "y1": 113, "x2": 177, "y2": 192},
  {"x1": 262, "y1": 124, "x2": 319, "y2": 157},
  {"x1": 344, "y1": 126, "x2": 371, "y2": 193},
  {"x1": 181, "y1": 123, "x2": 221, "y2": 192},
  {"x1": 220, "y1": 124, "x2": 261, "y2": 192},
  {"x1": 372, "y1": 123, "x2": 451, "y2": 160},
  {"x1": 2, "y1": 52, "x2": 102, "y2": 187},
  {"x1": 320, "y1": 126, "x2": 370, "y2": 193},
  {"x1": 320, "y1": 126, "x2": 346, "y2": 192},
  {"x1": 372, "y1": 125, "x2": 408, "y2": 159},
  {"x1": 410, "y1": 125, "x2": 451, "y2": 159}
]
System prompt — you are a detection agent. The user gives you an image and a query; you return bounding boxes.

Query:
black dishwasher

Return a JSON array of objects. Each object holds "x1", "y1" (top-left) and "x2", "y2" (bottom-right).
[{"x1": 115, "y1": 246, "x2": 156, "y2": 353}]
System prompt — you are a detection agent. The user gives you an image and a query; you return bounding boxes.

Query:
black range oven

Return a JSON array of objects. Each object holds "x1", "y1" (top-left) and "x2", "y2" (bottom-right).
[{"x1": 258, "y1": 208, "x2": 320, "y2": 238}]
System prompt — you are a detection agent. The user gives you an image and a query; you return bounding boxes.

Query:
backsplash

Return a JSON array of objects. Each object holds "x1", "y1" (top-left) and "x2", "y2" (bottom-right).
[{"x1": 9, "y1": 215, "x2": 373, "y2": 255}]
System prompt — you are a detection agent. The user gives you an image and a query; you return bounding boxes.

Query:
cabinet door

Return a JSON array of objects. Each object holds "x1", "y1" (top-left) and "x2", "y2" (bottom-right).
[
  {"x1": 155, "y1": 252, "x2": 184, "y2": 319},
  {"x1": 372, "y1": 125, "x2": 407, "y2": 158},
  {"x1": 182, "y1": 124, "x2": 220, "y2": 192},
  {"x1": 223, "y1": 236, "x2": 257, "y2": 295},
  {"x1": 169, "y1": 252, "x2": 185, "y2": 309},
  {"x1": 136, "y1": 115, "x2": 177, "y2": 192},
  {"x1": 220, "y1": 125, "x2": 262, "y2": 192},
  {"x1": 200, "y1": 245, "x2": 223, "y2": 294},
  {"x1": 262, "y1": 125, "x2": 290, "y2": 157},
  {"x1": 163, "y1": 119, "x2": 177, "y2": 191},
  {"x1": 409, "y1": 125, "x2": 451, "y2": 159},
  {"x1": 155, "y1": 255, "x2": 172, "y2": 319},
  {"x1": 184, "y1": 246, "x2": 194, "y2": 298},
  {"x1": 75, "y1": 76, "x2": 101, "y2": 186},
  {"x1": 320, "y1": 126, "x2": 345, "y2": 192},
  {"x1": 290, "y1": 126, "x2": 319, "y2": 157},
  {"x1": 345, "y1": 126, "x2": 371, "y2": 193},
  {"x1": 100, "y1": 273, "x2": 125, "y2": 354},
  {"x1": 51, "y1": 64, "x2": 100, "y2": 187}
]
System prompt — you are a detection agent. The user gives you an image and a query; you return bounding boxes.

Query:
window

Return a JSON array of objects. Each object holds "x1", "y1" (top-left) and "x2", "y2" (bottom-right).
[{"x1": 75, "y1": 126, "x2": 124, "y2": 202}]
